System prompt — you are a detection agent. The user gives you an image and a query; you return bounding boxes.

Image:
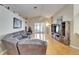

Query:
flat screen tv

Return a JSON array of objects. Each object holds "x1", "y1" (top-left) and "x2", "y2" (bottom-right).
[
  {"x1": 53, "y1": 24, "x2": 60, "y2": 34},
  {"x1": 56, "y1": 25, "x2": 60, "y2": 34}
]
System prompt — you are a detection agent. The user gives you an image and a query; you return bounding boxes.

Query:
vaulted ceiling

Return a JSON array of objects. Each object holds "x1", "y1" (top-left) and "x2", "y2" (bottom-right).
[{"x1": 5, "y1": 4, "x2": 65, "y2": 18}]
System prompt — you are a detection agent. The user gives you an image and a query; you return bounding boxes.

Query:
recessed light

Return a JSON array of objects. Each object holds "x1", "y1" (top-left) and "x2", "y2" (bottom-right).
[{"x1": 34, "y1": 6, "x2": 37, "y2": 9}]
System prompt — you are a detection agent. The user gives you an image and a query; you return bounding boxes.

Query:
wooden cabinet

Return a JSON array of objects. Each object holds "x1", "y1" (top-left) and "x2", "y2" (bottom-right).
[
  {"x1": 51, "y1": 21, "x2": 70, "y2": 46},
  {"x1": 61, "y1": 21, "x2": 70, "y2": 45}
]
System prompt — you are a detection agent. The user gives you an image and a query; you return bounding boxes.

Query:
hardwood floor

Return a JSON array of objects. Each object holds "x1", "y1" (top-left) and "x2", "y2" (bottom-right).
[{"x1": 46, "y1": 35, "x2": 79, "y2": 55}]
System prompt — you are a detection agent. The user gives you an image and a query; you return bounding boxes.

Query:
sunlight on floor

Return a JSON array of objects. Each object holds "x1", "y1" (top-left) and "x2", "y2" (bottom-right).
[{"x1": 34, "y1": 33, "x2": 46, "y2": 41}]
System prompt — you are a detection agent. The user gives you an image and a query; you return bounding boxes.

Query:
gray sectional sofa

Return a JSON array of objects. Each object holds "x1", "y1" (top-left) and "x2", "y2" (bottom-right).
[
  {"x1": 2, "y1": 30, "x2": 28, "y2": 55},
  {"x1": 1, "y1": 30, "x2": 47, "y2": 55}
]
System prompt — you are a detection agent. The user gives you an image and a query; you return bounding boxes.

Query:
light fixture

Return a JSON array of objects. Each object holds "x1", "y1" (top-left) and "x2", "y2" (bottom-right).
[
  {"x1": 46, "y1": 22, "x2": 50, "y2": 27},
  {"x1": 34, "y1": 6, "x2": 37, "y2": 9}
]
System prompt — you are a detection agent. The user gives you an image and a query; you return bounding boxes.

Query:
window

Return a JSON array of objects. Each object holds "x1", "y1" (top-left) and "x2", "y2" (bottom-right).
[
  {"x1": 34, "y1": 23, "x2": 45, "y2": 41},
  {"x1": 35, "y1": 23, "x2": 45, "y2": 33}
]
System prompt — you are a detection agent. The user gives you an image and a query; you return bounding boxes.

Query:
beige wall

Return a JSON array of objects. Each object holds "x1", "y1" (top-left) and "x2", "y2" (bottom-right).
[
  {"x1": 0, "y1": 5, "x2": 25, "y2": 53},
  {"x1": 26, "y1": 16, "x2": 52, "y2": 35}
]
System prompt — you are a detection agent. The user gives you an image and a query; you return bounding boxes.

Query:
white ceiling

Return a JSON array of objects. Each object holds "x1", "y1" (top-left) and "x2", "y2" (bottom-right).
[{"x1": 5, "y1": 4, "x2": 65, "y2": 18}]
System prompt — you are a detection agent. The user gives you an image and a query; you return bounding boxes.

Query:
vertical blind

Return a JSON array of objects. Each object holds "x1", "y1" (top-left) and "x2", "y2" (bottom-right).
[
  {"x1": 34, "y1": 23, "x2": 45, "y2": 33},
  {"x1": 34, "y1": 23, "x2": 45, "y2": 41}
]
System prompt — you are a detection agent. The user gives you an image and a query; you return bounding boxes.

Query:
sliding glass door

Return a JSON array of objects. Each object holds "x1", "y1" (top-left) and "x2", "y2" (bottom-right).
[{"x1": 34, "y1": 23, "x2": 45, "y2": 41}]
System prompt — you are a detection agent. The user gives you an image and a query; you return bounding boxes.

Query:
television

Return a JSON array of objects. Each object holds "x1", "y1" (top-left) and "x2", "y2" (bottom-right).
[
  {"x1": 51, "y1": 24, "x2": 60, "y2": 35},
  {"x1": 56, "y1": 25, "x2": 60, "y2": 34}
]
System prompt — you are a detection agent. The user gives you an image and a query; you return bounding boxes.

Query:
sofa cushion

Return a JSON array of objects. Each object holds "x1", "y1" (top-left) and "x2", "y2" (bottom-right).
[
  {"x1": 21, "y1": 31, "x2": 28, "y2": 38},
  {"x1": 16, "y1": 35, "x2": 22, "y2": 40},
  {"x1": 18, "y1": 39, "x2": 47, "y2": 46}
]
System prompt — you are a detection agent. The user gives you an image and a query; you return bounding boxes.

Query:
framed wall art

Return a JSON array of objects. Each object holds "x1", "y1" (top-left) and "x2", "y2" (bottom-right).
[{"x1": 13, "y1": 17, "x2": 22, "y2": 29}]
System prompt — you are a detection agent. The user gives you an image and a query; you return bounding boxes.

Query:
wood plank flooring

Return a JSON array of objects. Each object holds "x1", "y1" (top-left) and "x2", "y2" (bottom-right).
[{"x1": 46, "y1": 35, "x2": 79, "y2": 55}]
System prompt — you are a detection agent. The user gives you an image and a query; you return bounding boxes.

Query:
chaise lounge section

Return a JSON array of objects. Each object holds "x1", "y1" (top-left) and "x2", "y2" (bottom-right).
[{"x1": 18, "y1": 39, "x2": 47, "y2": 55}]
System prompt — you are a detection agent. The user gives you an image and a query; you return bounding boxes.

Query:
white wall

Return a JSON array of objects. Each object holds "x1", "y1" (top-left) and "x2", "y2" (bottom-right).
[
  {"x1": 70, "y1": 4, "x2": 79, "y2": 49},
  {"x1": 74, "y1": 4, "x2": 79, "y2": 34},
  {"x1": 0, "y1": 5, "x2": 25, "y2": 53},
  {"x1": 0, "y1": 5, "x2": 25, "y2": 40}
]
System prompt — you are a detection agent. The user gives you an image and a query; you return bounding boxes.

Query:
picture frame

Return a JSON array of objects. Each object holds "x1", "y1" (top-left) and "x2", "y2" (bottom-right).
[{"x1": 13, "y1": 17, "x2": 22, "y2": 29}]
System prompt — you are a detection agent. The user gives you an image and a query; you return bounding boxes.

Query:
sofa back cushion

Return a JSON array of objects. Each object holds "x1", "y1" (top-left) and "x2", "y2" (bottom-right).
[{"x1": 2, "y1": 30, "x2": 27, "y2": 41}]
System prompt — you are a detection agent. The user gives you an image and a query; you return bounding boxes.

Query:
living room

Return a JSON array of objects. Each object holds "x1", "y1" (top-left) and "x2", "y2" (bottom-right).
[{"x1": 0, "y1": 4, "x2": 79, "y2": 55}]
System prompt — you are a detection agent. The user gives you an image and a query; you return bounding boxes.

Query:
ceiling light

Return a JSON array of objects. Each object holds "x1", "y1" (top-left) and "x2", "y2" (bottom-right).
[
  {"x1": 46, "y1": 22, "x2": 50, "y2": 27},
  {"x1": 34, "y1": 6, "x2": 37, "y2": 9}
]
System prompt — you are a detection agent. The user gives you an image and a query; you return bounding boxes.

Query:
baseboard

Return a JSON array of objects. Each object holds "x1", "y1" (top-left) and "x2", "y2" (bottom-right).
[
  {"x1": 0, "y1": 50, "x2": 7, "y2": 55},
  {"x1": 0, "y1": 41, "x2": 2, "y2": 44},
  {"x1": 70, "y1": 44, "x2": 79, "y2": 50}
]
